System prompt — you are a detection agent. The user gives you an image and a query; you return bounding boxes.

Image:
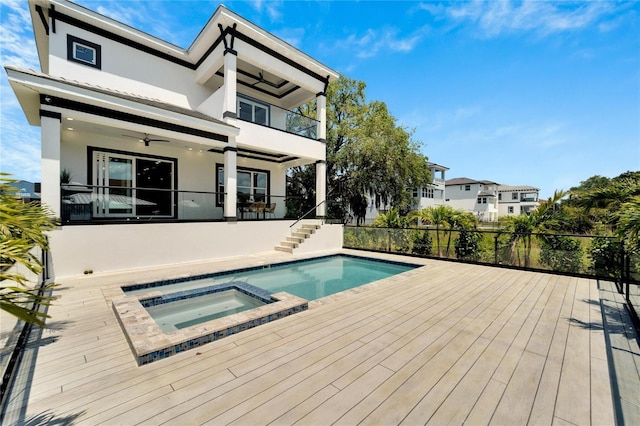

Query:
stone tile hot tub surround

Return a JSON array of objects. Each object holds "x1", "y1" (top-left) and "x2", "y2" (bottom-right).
[{"x1": 111, "y1": 281, "x2": 308, "y2": 365}]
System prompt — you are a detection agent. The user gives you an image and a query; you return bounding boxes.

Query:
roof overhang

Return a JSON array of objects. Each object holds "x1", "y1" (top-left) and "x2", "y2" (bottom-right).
[{"x1": 5, "y1": 66, "x2": 239, "y2": 148}]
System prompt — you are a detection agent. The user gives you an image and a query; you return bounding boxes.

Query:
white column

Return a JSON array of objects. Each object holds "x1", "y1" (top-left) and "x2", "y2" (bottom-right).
[
  {"x1": 316, "y1": 93, "x2": 327, "y2": 141},
  {"x1": 223, "y1": 145, "x2": 237, "y2": 221},
  {"x1": 316, "y1": 160, "x2": 327, "y2": 217},
  {"x1": 222, "y1": 51, "x2": 237, "y2": 121},
  {"x1": 41, "y1": 112, "x2": 62, "y2": 217}
]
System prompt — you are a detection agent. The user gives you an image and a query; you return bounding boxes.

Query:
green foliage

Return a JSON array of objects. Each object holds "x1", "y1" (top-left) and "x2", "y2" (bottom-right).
[
  {"x1": 1, "y1": 173, "x2": 58, "y2": 327},
  {"x1": 455, "y1": 230, "x2": 482, "y2": 261},
  {"x1": 290, "y1": 76, "x2": 431, "y2": 223},
  {"x1": 539, "y1": 235, "x2": 583, "y2": 273},
  {"x1": 373, "y1": 208, "x2": 407, "y2": 228},
  {"x1": 411, "y1": 230, "x2": 433, "y2": 256},
  {"x1": 589, "y1": 237, "x2": 622, "y2": 278}
]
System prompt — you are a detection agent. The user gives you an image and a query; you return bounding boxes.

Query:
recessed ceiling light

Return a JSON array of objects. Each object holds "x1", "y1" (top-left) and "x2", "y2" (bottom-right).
[
  {"x1": 67, "y1": 127, "x2": 74, "y2": 131},
  {"x1": 188, "y1": 147, "x2": 193, "y2": 151},
  {"x1": 66, "y1": 117, "x2": 74, "y2": 121}
]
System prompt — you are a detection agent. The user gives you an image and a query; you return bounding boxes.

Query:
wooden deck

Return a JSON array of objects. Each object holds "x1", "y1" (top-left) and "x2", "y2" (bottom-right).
[{"x1": 2, "y1": 250, "x2": 630, "y2": 425}]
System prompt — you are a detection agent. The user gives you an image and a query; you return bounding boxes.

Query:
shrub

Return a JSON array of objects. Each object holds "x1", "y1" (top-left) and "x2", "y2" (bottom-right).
[
  {"x1": 589, "y1": 237, "x2": 621, "y2": 279},
  {"x1": 455, "y1": 229, "x2": 482, "y2": 261},
  {"x1": 539, "y1": 235, "x2": 583, "y2": 273},
  {"x1": 411, "y1": 230, "x2": 433, "y2": 256}
]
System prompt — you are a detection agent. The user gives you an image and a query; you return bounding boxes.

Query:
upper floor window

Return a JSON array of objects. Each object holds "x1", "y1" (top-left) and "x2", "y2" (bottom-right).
[
  {"x1": 67, "y1": 35, "x2": 101, "y2": 69},
  {"x1": 512, "y1": 192, "x2": 518, "y2": 200},
  {"x1": 465, "y1": 185, "x2": 471, "y2": 191},
  {"x1": 238, "y1": 96, "x2": 269, "y2": 126},
  {"x1": 498, "y1": 193, "x2": 502, "y2": 201},
  {"x1": 423, "y1": 188, "x2": 434, "y2": 198}
]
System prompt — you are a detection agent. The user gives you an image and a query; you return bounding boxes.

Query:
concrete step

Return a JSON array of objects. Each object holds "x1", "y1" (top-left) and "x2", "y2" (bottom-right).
[
  {"x1": 292, "y1": 231, "x2": 311, "y2": 239},
  {"x1": 301, "y1": 224, "x2": 321, "y2": 230},
  {"x1": 286, "y1": 236, "x2": 304, "y2": 243},
  {"x1": 275, "y1": 245, "x2": 293, "y2": 253},
  {"x1": 280, "y1": 241, "x2": 299, "y2": 249}
]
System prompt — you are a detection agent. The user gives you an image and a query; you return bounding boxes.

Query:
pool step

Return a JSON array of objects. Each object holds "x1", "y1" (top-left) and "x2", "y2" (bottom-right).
[{"x1": 275, "y1": 222, "x2": 322, "y2": 253}]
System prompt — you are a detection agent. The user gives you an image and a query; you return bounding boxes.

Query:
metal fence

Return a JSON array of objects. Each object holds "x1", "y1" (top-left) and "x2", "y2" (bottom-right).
[{"x1": 344, "y1": 226, "x2": 639, "y2": 329}]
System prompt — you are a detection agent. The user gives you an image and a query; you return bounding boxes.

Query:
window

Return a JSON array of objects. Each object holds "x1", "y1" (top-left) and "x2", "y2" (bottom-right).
[
  {"x1": 217, "y1": 165, "x2": 269, "y2": 205},
  {"x1": 477, "y1": 197, "x2": 487, "y2": 204},
  {"x1": 67, "y1": 35, "x2": 101, "y2": 69},
  {"x1": 512, "y1": 192, "x2": 518, "y2": 200},
  {"x1": 465, "y1": 185, "x2": 471, "y2": 191},
  {"x1": 237, "y1": 96, "x2": 269, "y2": 126},
  {"x1": 498, "y1": 193, "x2": 502, "y2": 201},
  {"x1": 508, "y1": 206, "x2": 514, "y2": 214},
  {"x1": 423, "y1": 188, "x2": 434, "y2": 198},
  {"x1": 92, "y1": 149, "x2": 175, "y2": 218},
  {"x1": 412, "y1": 189, "x2": 419, "y2": 198}
]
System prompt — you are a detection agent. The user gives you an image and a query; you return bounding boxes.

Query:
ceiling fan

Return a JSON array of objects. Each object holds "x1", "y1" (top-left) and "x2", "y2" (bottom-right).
[{"x1": 122, "y1": 133, "x2": 170, "y2": 147}]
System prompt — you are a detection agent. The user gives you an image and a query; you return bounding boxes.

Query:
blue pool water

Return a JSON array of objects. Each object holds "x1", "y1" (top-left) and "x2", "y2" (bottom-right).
[{"x1": 124, "y1": 255, "x2": 418, "y2": 301}]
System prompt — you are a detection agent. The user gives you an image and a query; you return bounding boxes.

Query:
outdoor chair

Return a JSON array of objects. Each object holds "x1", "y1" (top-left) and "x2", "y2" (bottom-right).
[
  {"x1": 248, "y1": 202, "x2": 266, "y2": 219},
  {"x1": 263, "y1": 202, "x2": 276, "y2": 218}
]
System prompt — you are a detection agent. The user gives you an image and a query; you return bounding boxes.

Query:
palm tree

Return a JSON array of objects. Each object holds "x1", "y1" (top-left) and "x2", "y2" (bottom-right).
[
  {"x1": 410, "y1": 205, "x2": 454, "y2": 256},
  {"x1": 445, "y1": 210, "x2": 477, "y2": 257},
  {"x1": 1, "y1": 173, "x2": 58, "y2": 326}
]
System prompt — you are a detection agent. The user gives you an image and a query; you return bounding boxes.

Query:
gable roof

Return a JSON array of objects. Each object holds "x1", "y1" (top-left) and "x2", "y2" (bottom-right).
[{"x1": 445, "y1": 177, "x2": 499, "y2": 186}]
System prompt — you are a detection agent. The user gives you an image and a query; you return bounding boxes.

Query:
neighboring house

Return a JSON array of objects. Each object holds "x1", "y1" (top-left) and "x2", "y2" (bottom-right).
[
  {"x1": 412, "y1": 162, "x2": 448, "y2": 210},
  {"x1": 497, "y1": 185, "x2": 540, "y2": 217},
  {"x1": 444, "y1": 177, "x2": 499, "y2": 222},
  {"x1": 5, "y1": 0, "x2": 340, "y2": 276},
  {"x1": 5, "y1": 180, "x2": 41, "y2": 203},
  {"x1": 357, "y1": 162, "x2": 448, "y2": 225}
]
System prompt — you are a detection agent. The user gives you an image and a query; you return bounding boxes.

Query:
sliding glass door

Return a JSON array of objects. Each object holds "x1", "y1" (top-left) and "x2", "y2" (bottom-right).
[{"x1": 93, "y1": 151, "x2": 175, "y2": 218}]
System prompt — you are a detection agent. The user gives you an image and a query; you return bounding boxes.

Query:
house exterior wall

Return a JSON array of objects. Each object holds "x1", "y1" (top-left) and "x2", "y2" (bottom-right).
[
  {"x1": 49, "y1": 21, "x2": 207, "y2": 109},
  {"x1": 497, "y1": 187, "x2": 540, "y2": 217},
  {"x1": 445, "y1": 182, "x2": 498, "y2": 221},
  {"x1": 49, "y1": 222, "x2": 343, "y2": 277}
]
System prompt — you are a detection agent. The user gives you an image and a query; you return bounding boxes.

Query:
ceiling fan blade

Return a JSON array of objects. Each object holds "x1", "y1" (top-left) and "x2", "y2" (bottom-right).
[{"x1": 148, "y1": 139, "x2": 170, "y2": 143}]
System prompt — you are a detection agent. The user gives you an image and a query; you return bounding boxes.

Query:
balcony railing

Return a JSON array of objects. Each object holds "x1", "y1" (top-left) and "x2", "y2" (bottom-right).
[
  {"x1": 60, "y1": 184, "x2": 299, "y2": 223},
  {"x1": 238, "y1": 100, "x2": 319, "y2": 139}
]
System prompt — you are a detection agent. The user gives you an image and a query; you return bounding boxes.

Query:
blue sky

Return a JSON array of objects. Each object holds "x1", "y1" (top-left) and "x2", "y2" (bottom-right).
[{"x1": 1, "y1": 0, "x2": 638, "y2": 198}]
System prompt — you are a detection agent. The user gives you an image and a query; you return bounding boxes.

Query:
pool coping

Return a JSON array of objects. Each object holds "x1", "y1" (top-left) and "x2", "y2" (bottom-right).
[{"x1": 112, "y1": 284, "x2": 308, "y2": 366}]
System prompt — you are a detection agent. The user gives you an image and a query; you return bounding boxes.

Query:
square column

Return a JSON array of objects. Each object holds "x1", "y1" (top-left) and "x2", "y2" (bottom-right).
[
  {"x1": 222, "y1": 50, "x2": 237, "y2": 120},
  {"x1": 316, "y1": 93, "x2": 327, "y2": 142},
  {"x1": 316, "y1": 160, "x2": 327, "y2": 217},
  {"x1": 224, "y1": 146, "x2": 237, "y2": 221},
  {"x1": 40, "y1": 110, "x2": 62, "y2": 217}
]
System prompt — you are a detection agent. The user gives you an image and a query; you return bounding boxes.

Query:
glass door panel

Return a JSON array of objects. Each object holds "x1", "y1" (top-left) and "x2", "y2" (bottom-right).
[
  {"x1": 136, "y1": 159, "x2": 173, "y2": 216},
  {"x1": 106, "y1": 157, "x2": 133, "y2": 215}
]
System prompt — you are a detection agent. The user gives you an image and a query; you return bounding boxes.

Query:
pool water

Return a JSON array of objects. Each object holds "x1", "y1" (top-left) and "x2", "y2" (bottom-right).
[
  {"x1": 125, "y1": 255, "x2": 417, "y2": 301},
  {"x1": 146, "y1": 289, "x2": 267, "y2": 332}
]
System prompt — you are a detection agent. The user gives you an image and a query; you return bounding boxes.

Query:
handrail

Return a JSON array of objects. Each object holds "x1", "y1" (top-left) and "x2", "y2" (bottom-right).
[{"x1": 289, "y1": 199, "x2": 327, "y2": 228}]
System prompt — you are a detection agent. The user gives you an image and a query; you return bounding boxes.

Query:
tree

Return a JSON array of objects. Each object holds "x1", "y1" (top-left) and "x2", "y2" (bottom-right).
[
  {"x1": 288, "y1": 76, "x2": 431, "y2": 222},
  {"x1": 1, "y1": 174, "x2": 58, "y2": 327},
  {"x1": 410, "y1": 205, "x2": 454, "y2": 256}
]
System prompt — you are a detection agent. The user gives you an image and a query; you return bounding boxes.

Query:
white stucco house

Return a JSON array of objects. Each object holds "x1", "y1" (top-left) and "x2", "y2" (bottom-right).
[
  {"x1": 444, "y1": 177, "x2": 499, "y2": 222},
  {"x1": 497, "y1": 185, "x2": 540, "y2": 217},
  {"x1": 412, "y1": 162, "x2": 448, "y2": 210},
  {"x1": 5, "y1": 0, "x2": 340, "y2": 276}
]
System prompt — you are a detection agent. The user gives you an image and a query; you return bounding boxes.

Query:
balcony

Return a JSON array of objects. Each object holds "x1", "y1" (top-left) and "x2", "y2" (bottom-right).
[{"x1": 237, "y1": 95, "x2": 319, "y2": 140}]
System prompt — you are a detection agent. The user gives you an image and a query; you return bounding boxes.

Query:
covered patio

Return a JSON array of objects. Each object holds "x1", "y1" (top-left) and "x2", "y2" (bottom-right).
[{"x1": 2, "y1": 250, "x2": 639, "y2": 425}]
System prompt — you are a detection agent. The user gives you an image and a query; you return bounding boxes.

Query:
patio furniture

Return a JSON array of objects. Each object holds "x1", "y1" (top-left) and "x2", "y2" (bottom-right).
[
  {"x1": 248, "y1": 202, "x2": 266, "y2": 219},
  {"x1": 263, "y1": 202, "x2": 276, "y2": 218}
]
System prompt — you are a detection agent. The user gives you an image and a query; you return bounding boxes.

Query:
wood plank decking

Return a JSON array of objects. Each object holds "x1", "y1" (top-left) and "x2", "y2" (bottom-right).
[{"x1": 2, "y1": 250, "x2": 626, "y2": 425}]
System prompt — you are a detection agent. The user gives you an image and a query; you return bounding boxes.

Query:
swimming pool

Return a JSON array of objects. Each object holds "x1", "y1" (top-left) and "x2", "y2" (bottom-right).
[
  {"x1": 123, "y1": 254, "x2": 418, "y2": 301},
  {"x1": 114, "y1": 254, "x2": 419, "y2": 365}
]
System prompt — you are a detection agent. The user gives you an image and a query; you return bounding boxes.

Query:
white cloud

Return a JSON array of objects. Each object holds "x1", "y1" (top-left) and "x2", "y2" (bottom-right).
[
  {"x1": 333, "y1": 26, "x2": 428, "y2": 59},
  {"x1": 424, "y1": 0, "x2": 618, "y2": 38},
  {"x1": 250, "y1": 0, "x2": 283, "y2": 23},
  {"x1": 273, "y1": 27, "x2": 305, "y2": 48}
]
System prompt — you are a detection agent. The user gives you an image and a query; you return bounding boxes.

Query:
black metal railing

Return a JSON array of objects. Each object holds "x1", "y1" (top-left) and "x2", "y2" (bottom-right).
[
  {"x1": 60, "y1": 184, "x2": 300, "y2": 223},
  {"x1": 344, "y1": 226, "x2": 639, "y2": 329},
  {"x1": 0, "y1": 246, "x2": 51, "y2": 417},
  {"x1": 237, "y1": 100, "x2": 319, "y2": 139}
]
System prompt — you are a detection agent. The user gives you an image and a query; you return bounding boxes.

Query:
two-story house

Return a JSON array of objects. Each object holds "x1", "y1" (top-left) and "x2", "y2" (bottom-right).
[
  {"x1": 497, "y1": 185, "x2": 540, "y2": 216},
  {"x1": 412, "y1": 162, "x2": 448, "y2": 210},
  {"x1": 444, "y1": 177, "x2": 499, "y2": 222},
  {"x1": 5, "y1": 0, "x2": 340, "y2": 276}
]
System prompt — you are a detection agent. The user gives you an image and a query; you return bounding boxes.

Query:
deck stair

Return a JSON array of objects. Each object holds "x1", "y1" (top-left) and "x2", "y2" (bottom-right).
[{"x1": 275, "y1": 222, "x2": 322, "y2": 253}]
